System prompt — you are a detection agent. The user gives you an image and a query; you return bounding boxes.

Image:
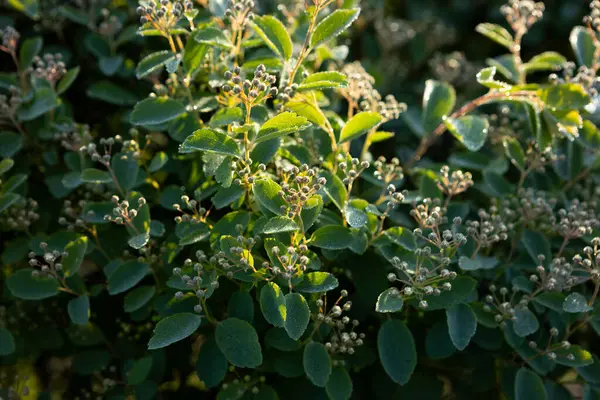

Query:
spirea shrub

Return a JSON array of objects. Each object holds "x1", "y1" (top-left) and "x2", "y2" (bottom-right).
[{"x1": 2, "y1": 0, "x2": 600, "y2": 398}]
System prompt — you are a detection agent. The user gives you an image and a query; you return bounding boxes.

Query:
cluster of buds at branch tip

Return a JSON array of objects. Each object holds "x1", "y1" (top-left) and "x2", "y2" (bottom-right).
[
  {"x1": 137, "y1": 0, "x2": 194, "y2": 28},
  {"x1": 501, "y1": 0, "x2": 545, "y2": 34},
  {"x1": 222, "y1": 64, "x2": 278, "y2": 103},
  {"x1": 224, "y1": 0, "x2": 256, "y2": 26}
]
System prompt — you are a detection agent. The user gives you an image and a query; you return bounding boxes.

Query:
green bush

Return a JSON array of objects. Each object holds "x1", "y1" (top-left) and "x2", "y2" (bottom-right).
[{"x1": 1, "y1": 0, "x2": 600, "y2": 398}]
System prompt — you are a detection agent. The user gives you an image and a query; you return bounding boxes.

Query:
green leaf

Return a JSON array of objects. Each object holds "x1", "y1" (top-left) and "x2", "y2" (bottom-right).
[
  {"x1": 532, "y1": 292, "x2": 565, "y2": 313},
  {"x1": 196, "y1": 336, "x2": 228, "y2": 388},
  {"x1": 422, "y1": 80, "x2": 456, "y2": 133},
  {"x1": 179, "y1": 128, "x2": 240, "y2": 157},
  {"x1": 208, "y1": 107, "x2": 244, "y2": 128},
  {"x1": 310, "y1": 225, "x2": 353, "y2": 250},
  {"x1": 215, "y1": 317, "x2": 263, "y2": 368},
  {"x1": 0, "y1": 131, "x2": 24, "y2": 158},
  {"x1": 570, "y1": 26, "x2": 595, "y2": 67},
  {"x1": 410, "y1": 276, "x2": 476, "y2": 311},
  {"x1": 300, "y1": 195, "x2": 323, "y2": 231},
  {"x1": 112, "y1": 153, "x2": 139, "y2": 192},
  {"x1": 18, "y1": 87, "x2": 59, "y2": 121},
  {"x1": 503, "y1": 137, "x2": 526, "y2": 170},
  {"x1": 325, "y1": 367, "x2": 353, "y2": 400},
  {"x1": 425, "y1": 321, "x2": 457, "y2": 359},
  {"x1": 513, "y1": 307, "x2": 539, "y2": 337},
  {"x1": 537, "y1": 83, "x2": 590, "y2": 111},
  {"x1": 262, "y1": 216, "x2": 299, "y2": 234},
  {"x1": 255, "y1": 112, "x2": 311, "y2": 143},
  {"x1": 68, "y1": 295, "x2": 90, "y2": 325},
  {"x1": 378, "y1": 319, "x2": 417, "y2": 385},
  {"x1": 444, "y1": 115, "x2": 489, "y2": 151},
  {"x1": 148, "y1": 152, "x2": 168, "y2": 173},
  {"x1": 376, "y1": 288, "x2": 404, "y2": 313},
  {"x1": 107, "y1": 260, "x2": 149, "y2": 295},
  {"x1": 563, "y1": 292, "x2": 592, "y2": 313},
  {"x1": 136, "y1": 50, "x2": 175, "y2": 79},
  {"x1": 284, "y1": 293, "x2": 310, "y2": 340},
  {"x1": 554, "y1": 345, "x2": 593, "y2": 367},
  {"x1": 131, "y1": 97, "x2": 186, "y2": 125},
  {"x1": 127, "y1": 357, "x2": 153, "y2": 385},
  {"x1": 252, "y1": 179, "x2": 286, "y2": 215},
  {"x1": 19, "y1": 36, "x2": 43, "y2": 67},
  {"x1": 303, "y1": 341, "x2": 332, "y2": 387},
  {"x1": 339, "y1": 111, "x2": 383, "y2": 143},
  {"x1": 0, "y1": 193, "x2": 20, "y2": 213},
  {"x1": 298, "y1": 71, "x2": 348, "y2": 92},
  {"x1": 515, "y1": 367, "x2": 547, "y2": 400},
  {"x1": 475, "y1": 23, "x2": 514, "y2": 50},
  {"x1": 524, "y1": 52, "x2": 567, "y2": 73},
  {"x1": 285, "y1": 97, "x2": 329, "y2": 131},
  {"x1": 260, "y1": 282, "x2": 286, "y2": 327},
  {"x1": 251, "y1": 15, "x2": 293, "y2": 60},
  {"x1": 212, "y1": 184, "x2": 245, "y2": 209},
  {"x1": 81, "y1": 168, "x2": 112, "y2": 184},
  {"x1": 57, "y1": 66, "x2": 80, "y2": 95},
  {"x1": 7, "y1": 268, "x2": 60, "y2": 300},
  {"x1": 61, "y1": 236, "x2": 88, "y2": 277},
  {"x1": 522, "y1": 230, "x2": 551, "y2": 265},
  {"x1": 87, "y1": 81, "x2": 138, "y2": 106},
  {"x1": 446, "y1": 303, "x2": 477, "y2": 351},
  {"x1": 310, "y1": 8, "x2": 361, "y2": 49},
  {"x1": 321, "y1": 170, "x2": 347, "y2": 212},
  {"x1": 148, "y1": 313, "x2": 201, "y2": 349},
  {"x1": 0, "y1": 158, "x2": 15, "y2": 175},
  {"x1": 183, "y1": 35, "x2": 207, "y2": 75},
  {"x1": 458, "y1": 255, "x2": 498, "y2": 271},
  {"x1": 193, "y1": 27, "x2": 233, "y2": 48},
  {"x1": 295, "y1": 272, "x2": 339, "y2": 293},
  {"x1": 227, "y1": 291, "x2": 254, "y2": 323},
  {"x1": 0, "y1": 328, "x2": 16, "y2": 356},
  {"x1": 99, "y1": 55, "x2": 124, "y2": 76},
  {"x1": 124, "y1": 285, "x2": 156, "y2": 313},
  {"x1": 476, "y1": 66, "x2": 511, "y2": 90},
  {"x1": 577, "y1": 355, "x2": 600, "y2": 382}
]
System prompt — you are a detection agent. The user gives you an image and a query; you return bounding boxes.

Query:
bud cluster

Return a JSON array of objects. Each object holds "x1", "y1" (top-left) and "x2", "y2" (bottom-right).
[
  {"x1": 413, "y1": 219, "x2": 467, "y2": 252},
  {"x1": 501, "y1": 188, "x2": 556, "y2": 231},
  {"x1": 436, "y1": 166, "x2": 473, "y2": 198},
  {"x1": 222, "y1": 64, "x2": 278, "y2": 105},
  {"x1": 429, "y1": 51, "x2": 478, "y2": 87},
  {"x1": 361, "y1": 93, "x2": 407, "y2": 122},
  {"x1": 137, "y1": 0, "x2": 193, "y2": 28},
  {"x1": 173, "y1": 192, "x2": 208, "y2": 224},
  {"x1": 554, "y1": 200, "x2": 599, "y2": 240},
  {"x1": 482, "y1": 284, "x2": 525, "y2": 326},
  {"x1": 501, "y1": 0, "x2": 545, "y2": 33},
  {"x1": 572, "y1": 238, "x2": 600, "y2": 284},
  {"x1": 59, "y1": 199, "x2": 94, "y2": 231},
  {"x1": 172, "y1": 250, "x2": 222, "y2": 313},
  {"x1": 387, "y1": 255, "x2": 457, "y2": 309},
  {"x1": 266, "y1": 243, "x2": 311, "y2": 279},
  {"x1": 337, "y1": 154, "x2": 370, "y2": 192},
  {"x1": 339, "y1": 62, "x2": 376, "y2": 105},
  {"x1": 104, "y1": 195, "x2": 147, "y2": 229},
  {"x1": 28, "y1": 242, "x2": 69, "y2": 279},
  {"x1": 0, "y1": 197, "x2": 40, "y2": 231},
  {"x1": 410, "y1": 198, "x2": 446, "y2": 230},
  {"x1": 316, "y1": 292, "x2": 365, "y2": 355},
  {"x1": 54, "y1": 122, "x2": 93, "y2": 151},
  {"x1": 27, "y1": 53, "x2": 67, "y2": 86},
  {"x1": 527, "y1": 336, "x2": 580, "y2": 363},
  {"x1": 224, "y1": 0, "x2": 256, "y2": 27},
  {"x1": 98, "y1": 8, "x2": 123, "y2": 37},
  {"x1": 0, "y1": 86, "x2": 22, "y2": 120},
  {"x1": 466, "y1": 208, "x2": 509, "y2": 250},
  {"x1": 277, "y1": 164, "x2": 326, "y2": 219},
  {"x1": 530, "y1": 257, "x2": 578, "y2": 292},
  {"x1": 372, "y1": 156, "x2": 403, "y2": 185},
  {"x1": 0, "y1": 26, "x2": 19, "y2": 55}
]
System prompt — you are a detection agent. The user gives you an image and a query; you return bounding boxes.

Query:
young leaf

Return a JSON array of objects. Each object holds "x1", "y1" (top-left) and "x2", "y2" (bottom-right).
[
  {"x1": 537, "y1": 83, "x2": 590, "y2": 111},
  {"x1": 523, "y1": 52, "x2": 567, "y2": 73},
  {"x1": 476, "y1": 66, "x2": 511, "y2": 90},
  {"x1": 0, "y1": 328, "x2": 16, "y2": 356},
  {"x1": 303, "y1": 341, "x2": 332, "y2": 387},
  {"x1": 215, "y1": 317, "x2": 263, "y2": 368},
  {"x1": 570, "y1": 26, "x2": 595, "y2": 68},
  {"x1": 475, "y1": 23, "x2": 514, "y2": 50},
  {"x1": 339, "y1": 112, "x2": 383, "y2": 143},
  {"x1": 298, "y1": 71, "x2": 348, "y2": 92},
  {"x1": 515, "y1": 368, "x2": 547, "y2": 400},
  {"x1": 131, "y1": 97, "x2": 186, "y2": 125},
  {"x1": 251, "y1": 15, "x2": 293, "y2": 60},
  {"x1": 563, "y1": 292, "x2": 592, "y2": 313},
  {"x1": 503, "y1": 137, "x2": 526, "y2": 170},
  {"x1": 325, "y1": 367, "x2": 353, "y2": 400},
  {"x1": 260, "y1": 282, "x2": 286, "y2": 327},
  {"x1": 422, "y1": 80, "x2": 456, "y2": 133},
  {"x1": 179, "y1": 128, "x2": 241, "y2": 157},
  {"x1": 310, "y1": 226, "x2": 353, "y2": 250},
  {"x1": 61, "y1": 236, "x2": 88, "y2": 277},
  {"x1": 193, "y1": 27, "x2": 233, "y2": 48},
  {"x1": 124, "y1": 285, "x2": 156, "y2": 313},
  {"x1": 295, "y1": 272, "x2": 339, "y2": 293},
  {"x1": 255, "y1": 112, "x2": 311, "y2": 143},
  {"x1": 107, "y1": 260, "x2": 149, "y2": 295},
  {"x1": 377, "y1": 319, "x2": 417, "y2": 385},
  {"x1": 262, "y1": 216, "x2": 299, "y2": 234},
  {"x1": 310, "y1": 9, "x2": 361, "y2": 49},
  {"x1": 252, "y1": 178, "x2": 286, "y2": 215},
  {"x1": 57, "y1": 66, "x2": 81, "y2": 95},
  {"x1": 68, "y1": 295, "x2": 90, "y2": 325},
  {"x1": 7, "y1": 268, "x2": 60, "y2": 300},
  {"x1": 19, "y1": 36, "x2": 43, "y2": 68},
  {"x1": 136, "y1": 50, "x2": 175, "y2": 79},
  {"x1": 446, "y1": 303, "x2": 477, "y2": 351},
  {"x1": 444, "y1": 115, "x2": 489, "y2": 151},
  {"x1": 376, "y1": 288, "x2": 404, "y2": 313},
  {"x1": 284, "y1": 293, "x2": 310, "y2": 340},
  {"x1": 148, "y1": 313, "x2": 201, "y2": 349},
  {"x1": 196, "y1": 336, "x2": 228, "y2": 388}
]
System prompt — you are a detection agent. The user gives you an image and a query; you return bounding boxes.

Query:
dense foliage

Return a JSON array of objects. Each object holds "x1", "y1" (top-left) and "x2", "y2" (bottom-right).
[{"x1": 2, "y1": 0, "x2": 600, "y2": 399}]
